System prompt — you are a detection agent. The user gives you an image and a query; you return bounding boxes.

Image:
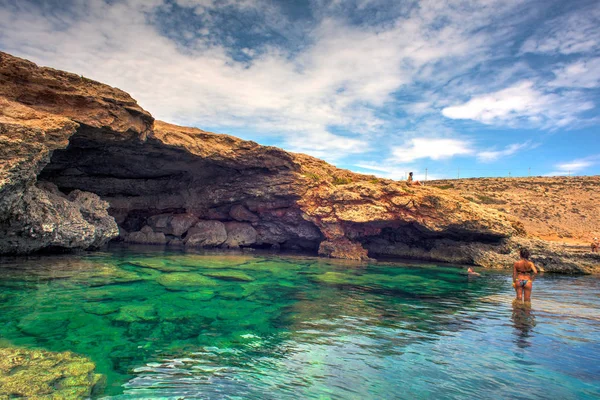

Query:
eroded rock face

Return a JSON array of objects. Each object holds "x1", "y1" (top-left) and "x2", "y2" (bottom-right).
[
  {"x1": 1, "y1": 52, "x2": 597, "y2": 273},
  {"x1": 0, "y1": 51, "x2": 150, "y2": 254},
  {"x1": 0, "y1": 181, "x2": 118, "y2": 254}
]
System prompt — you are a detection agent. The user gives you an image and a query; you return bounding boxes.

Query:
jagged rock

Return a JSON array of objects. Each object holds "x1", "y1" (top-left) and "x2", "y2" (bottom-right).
[
  {"x1": 184, "y1": 220, "x2": 227, "y2": 247},
  {"x1": 229, "y1": 204, "x2": 259, "y2": 223},
  {"x1": 0, "y1": 51, "x2": 150, "y2": 254},
  {"x1": 0, "y1": 183, "x2": 118, "y2": 254},
  {"x1": 223, "y1": 222, "x2": 257, "y2": 248},
  {"x1": 1, "y1": 51, "x2": 597, "y2": 273}
]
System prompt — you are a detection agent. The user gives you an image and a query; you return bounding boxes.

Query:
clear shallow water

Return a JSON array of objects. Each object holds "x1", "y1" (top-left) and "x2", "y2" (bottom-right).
[{"x1": 0, "y1": 248, "x2": 599, "y2": 399}]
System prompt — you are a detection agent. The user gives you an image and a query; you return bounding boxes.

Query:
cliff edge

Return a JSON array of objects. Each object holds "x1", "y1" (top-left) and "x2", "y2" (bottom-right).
[{"x1": 1, "y1": 52, "x2": 598, "y2": 273}]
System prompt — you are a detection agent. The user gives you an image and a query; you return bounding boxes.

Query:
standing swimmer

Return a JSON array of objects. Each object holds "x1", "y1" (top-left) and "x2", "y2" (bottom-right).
[{"x1": 512, "y1": 248, "x2": 538, "y2": 302}]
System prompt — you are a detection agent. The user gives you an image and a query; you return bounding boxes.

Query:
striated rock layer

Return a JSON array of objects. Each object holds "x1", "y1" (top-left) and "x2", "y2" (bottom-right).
[{"x1": 1, "y1": 52, "x2": 598, "y2": 273}]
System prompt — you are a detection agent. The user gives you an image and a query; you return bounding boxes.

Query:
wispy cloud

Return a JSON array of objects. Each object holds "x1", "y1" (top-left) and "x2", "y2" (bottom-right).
[
  {"x1": 520, "y1": 2, "x2": 600, "y2": 55},
  {"x1": 0, "y1": 0, "x2": 599, "y2": 174},
  {"x1": 0, "y1": 0, "x2": 554, "y2": 163},
  {"x1": 477, "y1": 141, "x2": 536, "y2": 163},
  {"x1": 545, "y1": 155, "x2": 600, "y2": 176},
  {"x1": 549, "y1": 58, "x2": 600, "y2": 89},
  {"x1": 441, "y1": 81, "x2": 594, "y2": 128},
  {"x1": 391, "y1": 138, "x2": 473, "y2": 163}
]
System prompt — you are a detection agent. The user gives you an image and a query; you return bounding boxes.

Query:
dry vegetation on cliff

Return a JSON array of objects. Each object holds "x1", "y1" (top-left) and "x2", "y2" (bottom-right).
[{"x1": 428, "y1": 176, "x2": 600, "y2": 246}]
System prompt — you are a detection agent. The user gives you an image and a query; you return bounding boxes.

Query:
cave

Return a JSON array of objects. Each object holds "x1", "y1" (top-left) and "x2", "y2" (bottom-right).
[
  {"x1": 356, "y1": 222, "x2": 507, "y2": 264},
  {"x1": 37, "y1": 124, "x2": 324, "y2": 253}
]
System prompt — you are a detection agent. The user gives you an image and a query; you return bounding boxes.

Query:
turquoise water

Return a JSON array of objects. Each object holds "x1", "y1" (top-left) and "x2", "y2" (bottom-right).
[{"x1": 0, "y1": 248, "x2": 599, "y2": 399}]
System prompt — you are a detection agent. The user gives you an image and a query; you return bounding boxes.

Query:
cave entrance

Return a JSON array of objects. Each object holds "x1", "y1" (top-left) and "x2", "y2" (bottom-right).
[{"x1": 38, "y1": 124, "x2": 323, "y2": 253}]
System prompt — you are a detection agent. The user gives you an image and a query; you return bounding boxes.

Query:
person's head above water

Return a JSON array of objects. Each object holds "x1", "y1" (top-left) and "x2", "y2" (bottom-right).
[{"x1": 519, "y1": 248, "x2": 530, "y2": 260}]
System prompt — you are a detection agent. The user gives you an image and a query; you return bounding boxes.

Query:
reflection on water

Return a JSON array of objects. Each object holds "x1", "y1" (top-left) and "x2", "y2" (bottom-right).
[
  {"x1": 511, "y1": 300, "x2": 537, "y2": 349},
  {"x1": 0, "y1": 248, "x2": 599, "y2": 399}
]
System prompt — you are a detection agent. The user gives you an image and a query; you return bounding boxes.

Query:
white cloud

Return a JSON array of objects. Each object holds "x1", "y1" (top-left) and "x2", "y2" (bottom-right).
[
  {"x1": 545, "y1": 156, "x2": 599, "y2": 176},
  {"x1": 0, "y1": 0, "x2": 539, "y2": 163},
  {"x1": 285, "y1": 130, "x2": 369, "y2": 160},
  {"x1": 391, "y1": 138, "x2": 473, "y2": 163},
  {"x1": 556, "y1": 160, "x2": 594, "y2": 171},
  {"x1": 441, "y1": 81, "x2": 594, "y2": 128},
  {"x1": 477, "y1": 141, "x2": 533, "y2": 163},
  {"x1": 550, "y1": 58, "x2": 600, "y2": 89},
  {"x1": 521, "y1": 3, "x2": 600, "y2": 55}
]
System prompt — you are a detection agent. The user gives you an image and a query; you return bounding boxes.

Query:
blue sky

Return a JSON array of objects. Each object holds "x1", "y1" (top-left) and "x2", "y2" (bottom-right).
[{"x1": 1, "y1": 0, "x2": 599, "y2": 179}]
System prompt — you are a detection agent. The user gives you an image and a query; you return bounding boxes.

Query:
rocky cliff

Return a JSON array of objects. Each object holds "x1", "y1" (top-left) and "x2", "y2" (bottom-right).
[{"x1": 1, "y1": 52, "x2": 598, "y2": 273}]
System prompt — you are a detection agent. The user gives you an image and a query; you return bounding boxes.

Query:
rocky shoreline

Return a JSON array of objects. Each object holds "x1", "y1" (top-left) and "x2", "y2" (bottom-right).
[{"x1": 1, "y1": 52, "x2": 598, "y2": 273}]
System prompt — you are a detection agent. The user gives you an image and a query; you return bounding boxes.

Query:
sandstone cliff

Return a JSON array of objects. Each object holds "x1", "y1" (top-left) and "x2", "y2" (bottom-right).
[{"x1": 1, "y1": 52, "x2": 598, "y2": 273}]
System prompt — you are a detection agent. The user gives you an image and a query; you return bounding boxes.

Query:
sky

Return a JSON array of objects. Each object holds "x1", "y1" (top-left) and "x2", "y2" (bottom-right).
[{"x1": 1, "y1": 0, "x2": 599, "y2": 180}]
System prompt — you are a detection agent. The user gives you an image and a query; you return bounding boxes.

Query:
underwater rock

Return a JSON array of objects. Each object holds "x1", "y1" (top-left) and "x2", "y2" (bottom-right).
[
  {"x1": 113, "y1": 305, "x2": 158, "y2": 322},
  {"x1": 124, "y1": 259, "x2": 191, "y2": 272},
  {"x1": 82, "y1": 302, "x2": 121, "y2": 316},
  {"x1": 18, "y1": 312, "x2": 71, "y2": 337},
  {"x1": 0, "y1": 346, "x2": 105, "y2": 398},
  {"x1": 156, "y1": 273, "x2": 219, "y2": 291},
  {"x1": 203, "y1": 270, "x2": 255, "y2": 282}
]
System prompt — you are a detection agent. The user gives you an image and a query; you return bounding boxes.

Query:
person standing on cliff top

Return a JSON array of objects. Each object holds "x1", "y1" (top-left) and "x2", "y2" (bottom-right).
[{"x1": 592, "y1": 238, "x2": 599, "y2": 253}]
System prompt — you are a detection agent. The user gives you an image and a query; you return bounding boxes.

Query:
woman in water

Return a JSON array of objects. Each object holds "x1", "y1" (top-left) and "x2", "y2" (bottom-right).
[{"x1": 513, "y1": 248, "x2": 538, "y2": 302}]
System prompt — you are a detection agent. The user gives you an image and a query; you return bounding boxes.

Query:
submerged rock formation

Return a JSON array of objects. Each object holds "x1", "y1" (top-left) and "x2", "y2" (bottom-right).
[
  {"x1": 1, "y1": 52, "x2": 598, "y2": 273},
  {"x1": 0, "y1": 346, "x2": 105, "y2": 398}
]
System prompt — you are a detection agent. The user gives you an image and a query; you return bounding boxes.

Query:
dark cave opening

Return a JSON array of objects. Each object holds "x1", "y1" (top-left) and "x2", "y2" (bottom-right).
[{"x1": 37, "y1": 125, "x2": 323, "y2": 253}]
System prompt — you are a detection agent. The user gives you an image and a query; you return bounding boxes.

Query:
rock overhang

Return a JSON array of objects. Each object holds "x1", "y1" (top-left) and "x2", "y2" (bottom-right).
[{"x1": 4, "y1": 51, "x2": 596, "y2": 272}]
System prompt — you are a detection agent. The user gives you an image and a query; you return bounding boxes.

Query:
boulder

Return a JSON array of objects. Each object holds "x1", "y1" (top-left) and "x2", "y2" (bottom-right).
[
  {"x1": 0, "y1": 184, "x2": 118, "y2": 254},
  {"x1": 206, "y1": 208, "x2": 229, "y2": 220},
  {"x1": 223, "y1": 222, "x2": 257, "y2": 247},
  {"x1": 146, "y1": 214, "x2": 171, "y2": 232},
  {"x1": 126, "y1": 226, "x2": 167, "y2": 245},
  {"x1": 147, "y1": 213, "x2": 198, "y2": 237},
  {"x1": 184, "y1": 220, "x2": 227, "y2": 247}
]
